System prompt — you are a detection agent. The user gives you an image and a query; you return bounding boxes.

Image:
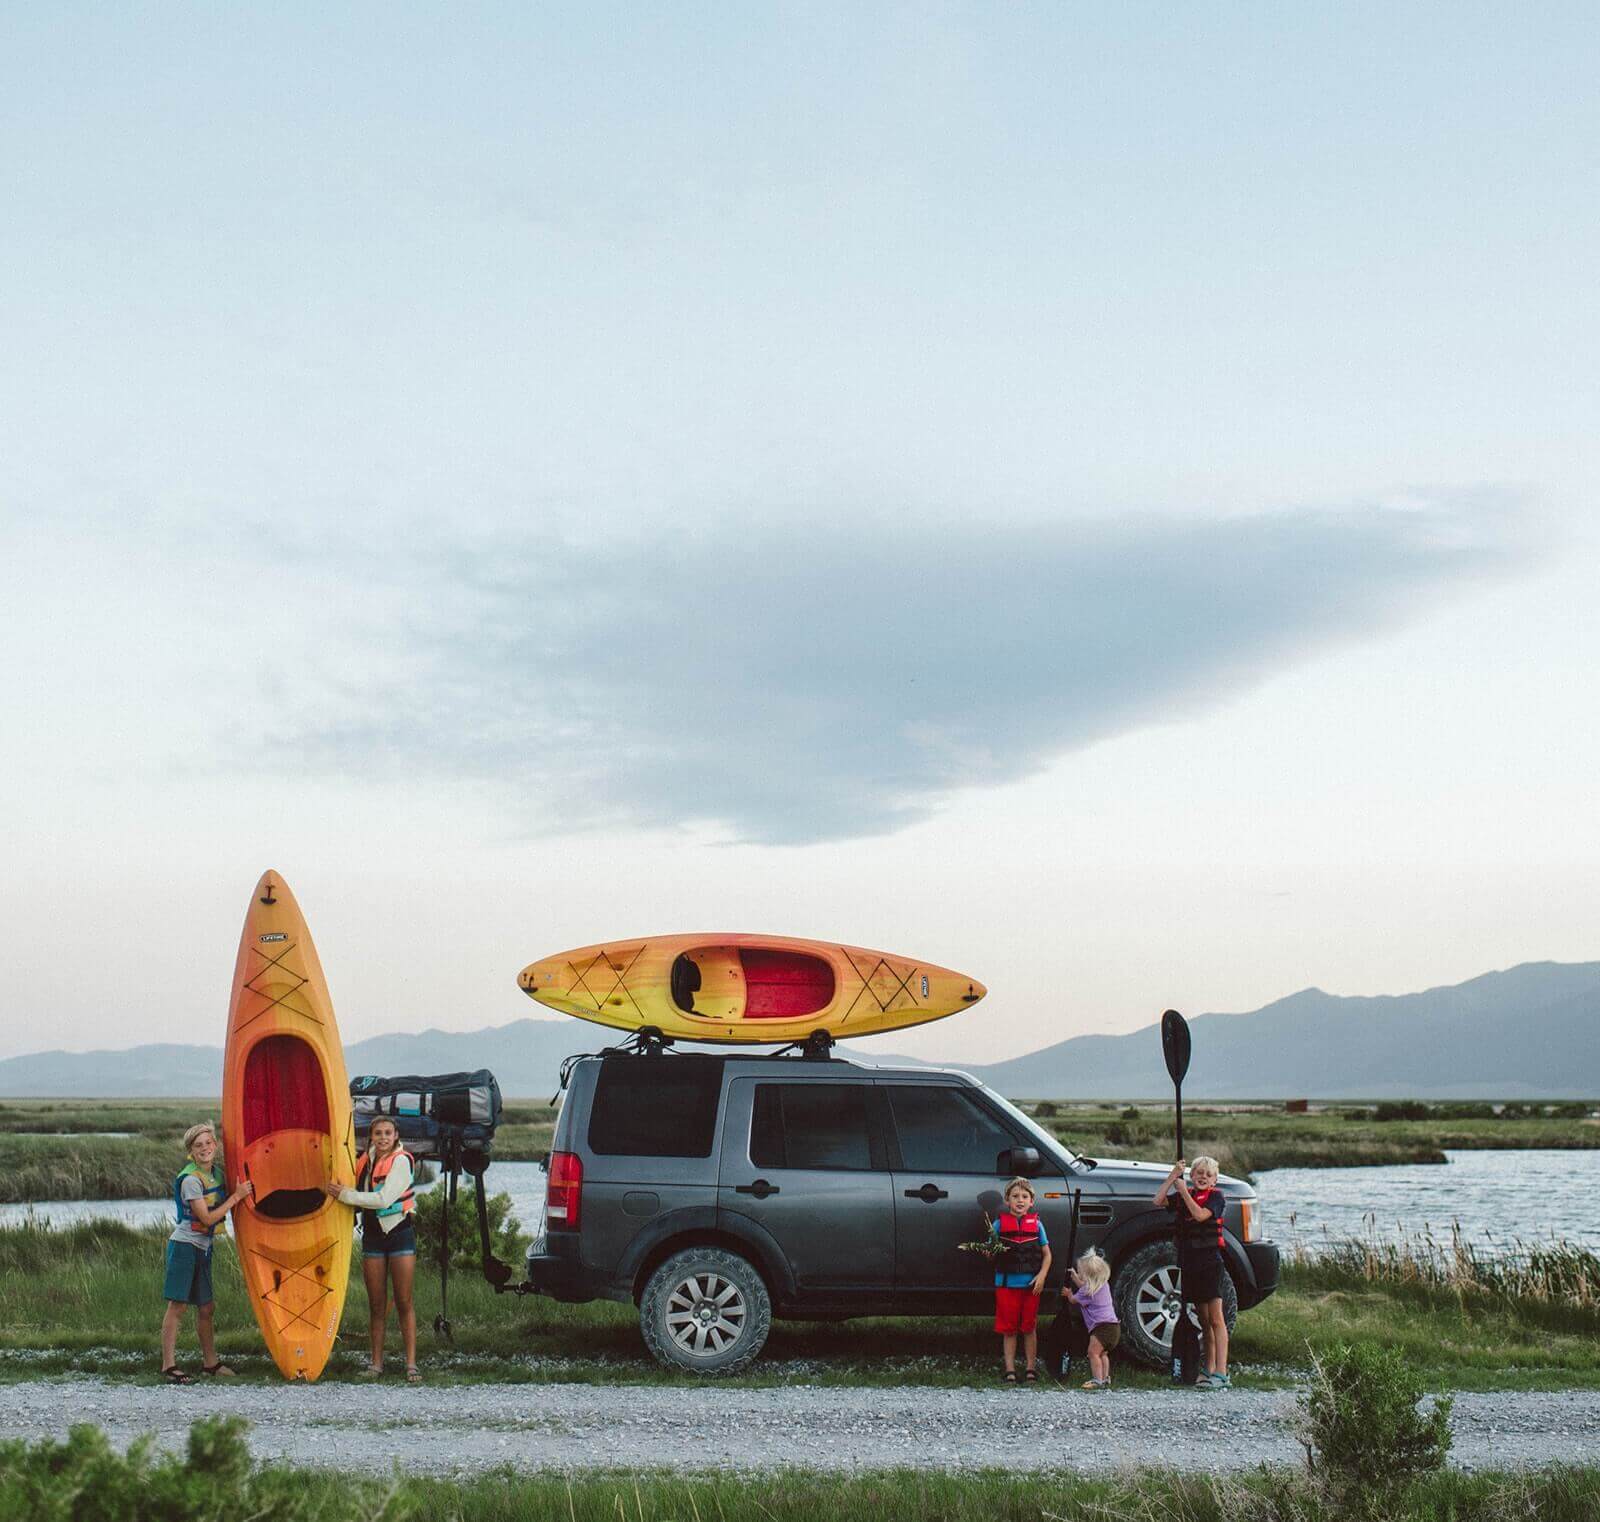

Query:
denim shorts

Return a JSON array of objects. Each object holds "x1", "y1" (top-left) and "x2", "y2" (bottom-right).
[
  {"x1": 362, "y1": 1220, "x2": 417, "y2": 1259},
  {"x1": 163, "y1": 1240, "x2": 214, "y2": 1305}
]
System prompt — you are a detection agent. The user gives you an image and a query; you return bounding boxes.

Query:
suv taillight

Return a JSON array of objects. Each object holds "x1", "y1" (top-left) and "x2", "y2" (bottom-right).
[{"x1": 546, "y1": 1150, "x2": 583, "y2": 1231}]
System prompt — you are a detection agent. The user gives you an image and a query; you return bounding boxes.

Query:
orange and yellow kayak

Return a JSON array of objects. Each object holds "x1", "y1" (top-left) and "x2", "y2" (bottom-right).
[
  {"x1": 518, "y1": 932, "x2": 986, "y2": 1045},
  {"x1": 221, "y1": 871, "x2": 356, "y2": 1380}
]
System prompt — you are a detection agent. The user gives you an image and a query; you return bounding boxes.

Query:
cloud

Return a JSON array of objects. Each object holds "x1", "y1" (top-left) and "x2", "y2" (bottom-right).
[{"x1": 261, "y1": 497, "x2": 1524, "y2": 843}]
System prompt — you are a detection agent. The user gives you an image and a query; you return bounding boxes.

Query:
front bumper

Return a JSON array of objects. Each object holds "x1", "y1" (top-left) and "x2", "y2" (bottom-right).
[{"x1": 1236, "y1": 1240, "x2": 1281, "y2": 1309}]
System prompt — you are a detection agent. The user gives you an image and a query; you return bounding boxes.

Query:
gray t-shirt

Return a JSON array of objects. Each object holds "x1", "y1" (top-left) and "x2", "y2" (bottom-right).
[{"x1": 168, "y1": 1170, "x2": 220, "y2": 1252}]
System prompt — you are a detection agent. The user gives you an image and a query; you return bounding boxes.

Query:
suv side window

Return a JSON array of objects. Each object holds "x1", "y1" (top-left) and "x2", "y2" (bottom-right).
[
  {"x1": 750, "y1": 1083, "x2": 882, "y2": 1171},
  {"x1": 588, "y1": 1056, "x2": 723, "y2": 1157},
  {"x1": 886, "y1": 1085, "x2": 1019, "y2": 1175}
]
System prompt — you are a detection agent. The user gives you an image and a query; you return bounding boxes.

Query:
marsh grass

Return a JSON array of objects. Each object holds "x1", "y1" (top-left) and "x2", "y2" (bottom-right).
[
  {"x1": 1026, "y1": 1101, "x2": 1599, "y2": 1177},
  {"x1": 0, "y1": 1135, "x2": 178, "y2": 1203}
]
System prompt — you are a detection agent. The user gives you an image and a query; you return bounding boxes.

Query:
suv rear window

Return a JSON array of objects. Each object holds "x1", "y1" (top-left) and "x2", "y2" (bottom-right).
[
  {"x1": 588, "y1": 1056, "x2": 723, "y2": 1157},
  {"x1": 886, "y1": 1084, "x2": 1019, "y2": 1175},
  {"x1": 750, "y1": 1083, "x2": 881, "y2": 1171}
]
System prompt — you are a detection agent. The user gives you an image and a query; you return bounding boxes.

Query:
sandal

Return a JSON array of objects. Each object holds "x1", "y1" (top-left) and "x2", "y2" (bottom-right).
[
  {"x1": 201, "y1": 1363, "x2": 236, "y2": 1378},
  {"x1": 358, "y1": 1364, "x2": 383, "y2": 1379},
  {"x1": 161, "y1": 1366, "x2": 194, "y2": 1385},
  {"x1": 1024, "y1": 1368, "x2": 1039, "y2": 1383},
  {"x1": 406, "y1": 1365, "x2": 422, "y2": 1385},
  {"x1": 1001, "y1": 1369, "x2": 1018, "y2": 1384}
]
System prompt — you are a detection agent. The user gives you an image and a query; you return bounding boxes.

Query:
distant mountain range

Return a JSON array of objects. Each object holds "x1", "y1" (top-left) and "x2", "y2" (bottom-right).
[{"x1": 3, "y1": 960, "x2": 1596, "y2": 1100}]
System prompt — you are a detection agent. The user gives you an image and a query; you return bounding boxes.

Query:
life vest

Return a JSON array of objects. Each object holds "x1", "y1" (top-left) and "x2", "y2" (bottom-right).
[
  {"x1": 356, "y1": 1147, "x2": 416, "y2": 1220},
  {"x1": 1174, "y1": 1185, "x2": 1226, "y2": 1253},
  {"x1": 997, "y1": 1210, "x2": 1044, "y2": 1276},
  {"x1": 173, "y1": 1161, "x2": 225, "y2": 1238}
]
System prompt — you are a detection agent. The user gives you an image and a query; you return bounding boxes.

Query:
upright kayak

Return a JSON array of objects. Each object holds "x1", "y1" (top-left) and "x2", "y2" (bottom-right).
[
  {"x1": 518, "y1": 932, "x2": 986, "y2": 1044},
  {"x1": 222, "y1": 871, "x2": 356, "y2": 1380}
]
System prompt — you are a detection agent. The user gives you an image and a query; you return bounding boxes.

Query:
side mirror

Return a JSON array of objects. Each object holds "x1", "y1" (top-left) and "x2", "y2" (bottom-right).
[{"x1": 1003, "y1": 1146, "x2": 1042, "y2": 1177}]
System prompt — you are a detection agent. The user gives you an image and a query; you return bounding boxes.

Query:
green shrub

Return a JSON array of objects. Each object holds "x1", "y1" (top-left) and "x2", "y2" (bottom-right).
[
  {"x1": 1372, "y1": 1102, "x2": 1429, "y2": 1123},
  {"x1": 1300, "y1": 1342, "x2": 1452, "y2": 1513},
  {"x1": 1033, "y1": 1101, "x2": 1058, "y2": 1118},
  {"x1": 1120, "y1": 1105, "x2": 1142, "y2": 1121},
  {"x1": 0, "y1": 1416, "x2": 359, "y2": 1521},
  {"x1": 412, "y1": 1182, "x2": 524, "y2": 1270}
]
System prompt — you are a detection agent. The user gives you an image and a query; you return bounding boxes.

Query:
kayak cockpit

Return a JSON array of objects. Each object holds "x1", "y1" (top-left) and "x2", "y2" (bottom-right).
[
  {"x1": 670, "y1": 947, "x2": 836, "y2": 1020},
  {"x1": 240, "y1": 1035, "x2": 336, "y2": 1222}
]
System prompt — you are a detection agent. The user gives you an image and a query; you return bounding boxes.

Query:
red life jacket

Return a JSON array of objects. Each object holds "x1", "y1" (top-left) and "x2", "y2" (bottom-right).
[
  {"x1": 998, "y1": 1210, "x2": 1044, "y2": 1275},
  {"x1": 355, "y1": 1147, "x2": 415, "y2": 1220}
]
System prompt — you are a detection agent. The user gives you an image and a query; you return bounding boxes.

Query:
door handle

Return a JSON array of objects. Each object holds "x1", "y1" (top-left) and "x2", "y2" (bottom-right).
[
  {"x1": 905, "y1": 1183, "x2": 949, "y2": 1202},
  {"x1": 735, "y1": 1179, "x2": 780, "y2": 1199}
]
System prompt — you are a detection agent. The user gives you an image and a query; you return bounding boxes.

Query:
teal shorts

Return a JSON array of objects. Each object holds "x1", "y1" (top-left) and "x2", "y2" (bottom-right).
[{"x1": 163, "y1": 1240, "x2": 214, "y2": 1306}]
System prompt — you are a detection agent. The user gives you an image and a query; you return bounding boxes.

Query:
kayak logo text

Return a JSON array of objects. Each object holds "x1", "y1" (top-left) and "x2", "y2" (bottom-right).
[{"x1": 259, "y1": 932, "x2": 288, "y2": 942}]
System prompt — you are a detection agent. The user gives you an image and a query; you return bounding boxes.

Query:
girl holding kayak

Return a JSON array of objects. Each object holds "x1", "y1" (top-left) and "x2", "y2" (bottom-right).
[{"x1": 324, "y1": 1116, "x2": 420, "y2": 1382}]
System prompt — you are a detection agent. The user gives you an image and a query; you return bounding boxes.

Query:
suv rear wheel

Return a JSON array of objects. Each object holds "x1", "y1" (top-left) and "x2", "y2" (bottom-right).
[
  {"x1": 640, "y1": 1247, "x2": 772, "y2": 1375},
  {"x1": 1113, "y1": 1241, "x2": 1238, "y2": 1369}
]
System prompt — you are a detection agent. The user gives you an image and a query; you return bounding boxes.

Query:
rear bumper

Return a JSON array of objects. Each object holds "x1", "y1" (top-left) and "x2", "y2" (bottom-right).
[
  {"x1": 1236, "y1": 1241, "x2": 1281, "y2": 1310},
  {"x1": 523, "y1": 1232, "x2": 598, "y2": 1303}
]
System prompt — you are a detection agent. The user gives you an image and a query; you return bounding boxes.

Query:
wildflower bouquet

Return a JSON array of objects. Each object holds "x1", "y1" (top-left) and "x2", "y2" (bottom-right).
[{"x1": 957, "y1": 1212, "x2": 1006, "y2": 1260}]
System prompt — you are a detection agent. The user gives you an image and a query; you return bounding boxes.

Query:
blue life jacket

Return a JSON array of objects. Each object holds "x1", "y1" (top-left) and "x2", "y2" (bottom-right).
[{"x1": 174, "y1": 1161, "x2": 226, "y2": 1238}]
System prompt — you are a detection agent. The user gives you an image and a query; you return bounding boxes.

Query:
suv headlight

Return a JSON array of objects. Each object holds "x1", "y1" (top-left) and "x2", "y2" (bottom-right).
[{"x1": 1240, "y1": 1198, "x2": 1263, "y2": 1243}]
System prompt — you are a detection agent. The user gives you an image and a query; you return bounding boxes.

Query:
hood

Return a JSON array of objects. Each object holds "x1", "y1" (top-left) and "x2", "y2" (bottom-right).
[{"x1": 1079, "y1": 1155, "x2": 1254, "y2": 1198}]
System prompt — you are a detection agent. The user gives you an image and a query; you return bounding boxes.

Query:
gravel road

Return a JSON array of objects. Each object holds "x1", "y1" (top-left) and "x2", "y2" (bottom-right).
[{"x1": 2, "y1": 1379, "x2": 1598, "y2": 1474}]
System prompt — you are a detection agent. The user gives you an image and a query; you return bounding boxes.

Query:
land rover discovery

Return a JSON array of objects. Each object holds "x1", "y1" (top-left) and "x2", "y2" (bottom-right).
[{"x1": 525, "y1": 1050, "x2": 1279, "y2": 1374}]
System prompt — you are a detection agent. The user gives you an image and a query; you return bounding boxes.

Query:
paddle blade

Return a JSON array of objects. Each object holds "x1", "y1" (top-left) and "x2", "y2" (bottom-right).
[{"x1": 1161, "y1": 1009, "x2": 1191, "y2": 1086}]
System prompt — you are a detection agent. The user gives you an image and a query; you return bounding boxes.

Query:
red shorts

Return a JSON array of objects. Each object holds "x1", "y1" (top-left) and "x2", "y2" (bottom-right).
[{"x1": 994, "y1": 1285, "x2": 1039, "y2": 1335}]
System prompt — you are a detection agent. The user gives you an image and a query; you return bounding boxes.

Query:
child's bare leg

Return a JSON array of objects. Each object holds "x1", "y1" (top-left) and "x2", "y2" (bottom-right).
[
  {"x1": 1002, "y1": 1333, "x2": 1018, "y2": 1372},
  {"x1": 196, "y1": 1302, "x2": 218, "y2": 1368},
  {"x1": 1022, "y1": 1330, "x2": 1037, "y2": 1372},
  {"x1": 1089, "y1": 1338, "x2": 1108, "y2": 1382},
  {"x1": 160, "y1": 1302, "x2": 184, "y2": 1368},
  {"x1": 1206, "y1": 1301, "x2": 1228, "y2": 1376}
]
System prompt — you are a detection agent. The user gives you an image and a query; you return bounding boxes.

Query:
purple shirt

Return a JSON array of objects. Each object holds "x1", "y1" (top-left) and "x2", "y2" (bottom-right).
[{"x1": 1074, "y1": 1282, "x2": 1117, "y2": 1334}]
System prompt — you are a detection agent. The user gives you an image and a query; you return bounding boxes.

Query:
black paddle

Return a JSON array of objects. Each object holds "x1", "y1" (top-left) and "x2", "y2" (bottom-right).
[{"x1": 1161, "y1": 1009, "x2": 1201, "y2": 1384}]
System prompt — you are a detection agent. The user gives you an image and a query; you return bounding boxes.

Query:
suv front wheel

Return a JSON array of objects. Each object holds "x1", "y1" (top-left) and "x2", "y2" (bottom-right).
[
  {"x1": 1113, "y1": 1240, "x2": 1239, "y2": 1369},
  {"x1": 640, "y1": 1247, "x2": 773, "y2": 1375}
]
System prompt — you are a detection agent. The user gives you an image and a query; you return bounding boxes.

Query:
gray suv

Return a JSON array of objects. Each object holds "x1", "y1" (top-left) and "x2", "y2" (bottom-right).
[{"x1": 526, "y1": 1050, "x2": 1280, "y2": 1374}]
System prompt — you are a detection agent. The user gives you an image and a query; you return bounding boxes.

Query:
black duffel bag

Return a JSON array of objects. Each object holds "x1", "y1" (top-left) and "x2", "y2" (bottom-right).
[{"x1": 349, "y1": 1069, "x2": 502, "y2": 1158}]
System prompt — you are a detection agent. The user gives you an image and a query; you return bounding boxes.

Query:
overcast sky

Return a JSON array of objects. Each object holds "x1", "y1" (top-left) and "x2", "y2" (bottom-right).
[{"x1": 2, "y1": 4, "x2": 1596, "y2": 1065}]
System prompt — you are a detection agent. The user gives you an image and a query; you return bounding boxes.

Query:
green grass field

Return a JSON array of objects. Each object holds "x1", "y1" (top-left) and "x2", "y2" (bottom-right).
[
  {"x1": 3, "y1": 1219, "x2": 1597, "y2": 1391},
  {"x1": 2, "y1": 1096, "x2": 1595, "y2": 1203}
]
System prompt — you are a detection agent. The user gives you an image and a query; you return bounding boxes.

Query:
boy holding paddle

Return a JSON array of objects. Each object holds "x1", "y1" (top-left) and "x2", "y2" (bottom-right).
[{"x1": 1154, "y1": 1155, "x2": 1230, "y2": 1389}]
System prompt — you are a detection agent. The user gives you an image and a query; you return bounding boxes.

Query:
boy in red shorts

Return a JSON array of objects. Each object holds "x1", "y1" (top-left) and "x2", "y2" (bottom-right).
[{"x1": 990, "y1": 1177, "x2": 1052, "y2": 1384}]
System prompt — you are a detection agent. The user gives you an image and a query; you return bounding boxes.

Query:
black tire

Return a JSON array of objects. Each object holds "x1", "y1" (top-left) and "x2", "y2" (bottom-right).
[
  {"x1": 1113, "y1": 1240, "x2": 1238, "y2": 1370},
  {"x1": 639, "y1": 1247, "x2": 772, "y2": 1375}
]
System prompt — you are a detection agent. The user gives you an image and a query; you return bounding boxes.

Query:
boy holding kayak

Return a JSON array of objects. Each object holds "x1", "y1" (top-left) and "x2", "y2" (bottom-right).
[{"x1": 159, "y1": 1121, "x2": 252, "y2": 1384}]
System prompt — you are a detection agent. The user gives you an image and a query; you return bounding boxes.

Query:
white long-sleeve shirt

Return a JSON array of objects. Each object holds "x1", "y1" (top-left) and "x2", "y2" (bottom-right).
[{"x1": 338, "y1": 1152, "x2": 415, "y2": 1233}]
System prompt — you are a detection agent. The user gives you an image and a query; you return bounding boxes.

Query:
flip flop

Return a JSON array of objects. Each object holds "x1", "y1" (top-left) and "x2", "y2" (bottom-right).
[{"x1": 161, "y1": 1366, "x2": 193, "y2": 1385}]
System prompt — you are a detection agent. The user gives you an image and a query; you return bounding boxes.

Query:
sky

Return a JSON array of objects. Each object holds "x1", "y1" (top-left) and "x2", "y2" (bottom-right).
[{"x1": 2, "y1": 3, "x2": 1596, "y2": 1066}]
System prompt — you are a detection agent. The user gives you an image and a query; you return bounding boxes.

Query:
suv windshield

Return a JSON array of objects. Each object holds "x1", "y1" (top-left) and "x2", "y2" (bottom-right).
[{"x1": 982, "y1": 1089, "x2": 1079, "y2": 1168}]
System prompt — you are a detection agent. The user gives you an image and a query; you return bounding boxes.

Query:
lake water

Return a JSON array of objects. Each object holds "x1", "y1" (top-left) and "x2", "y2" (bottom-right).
[
  {"x1": 4, "y1": 1152, "x2": 1594, "y2": 1259},
  {"x1": 1254, "y1": 1149, "x2": 1600, "y2": 1256}
]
